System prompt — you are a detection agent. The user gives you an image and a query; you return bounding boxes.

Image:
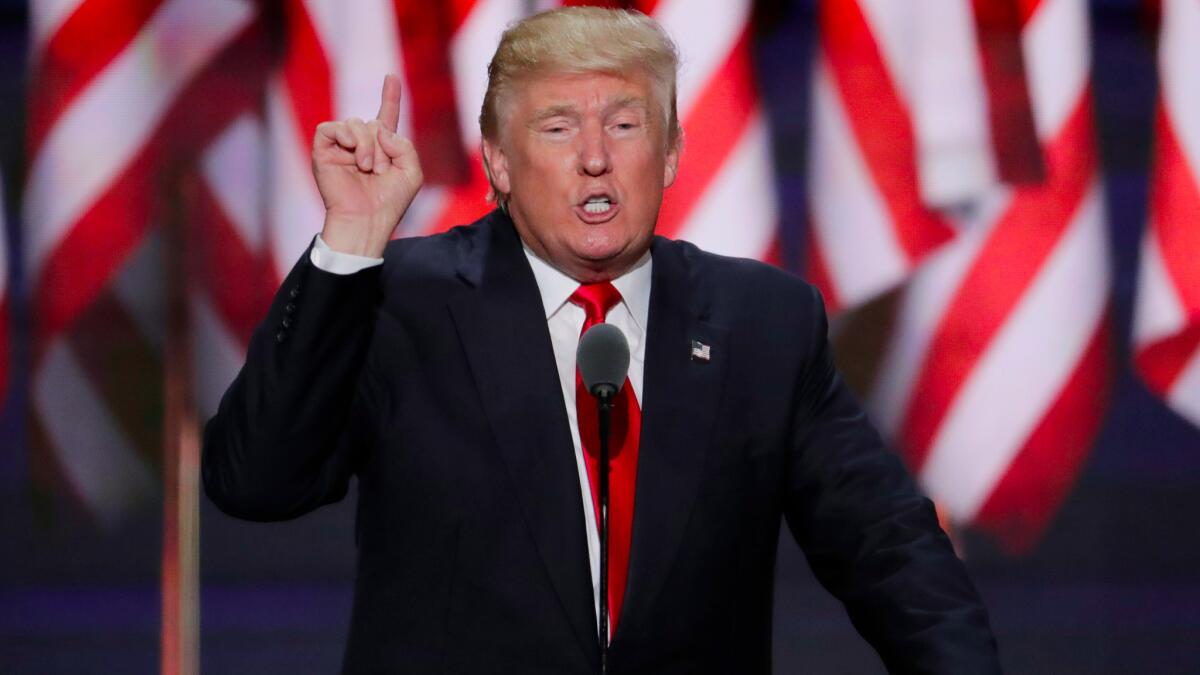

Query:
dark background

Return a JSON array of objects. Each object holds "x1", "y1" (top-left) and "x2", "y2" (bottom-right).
[{"x1": 2, "y1": 0, "x2": 1199, "y2": 673}]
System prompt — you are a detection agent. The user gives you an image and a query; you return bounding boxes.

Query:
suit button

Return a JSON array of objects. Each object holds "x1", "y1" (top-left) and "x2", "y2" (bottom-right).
[
  {"x1": 282, "y1": 316, "x2": 293, "y2": 329},
  {"x1": 285, "y1": 302, "x2": 296, "y2": 314},
  {"x1": 289, "y1": 285, "x2": 301, "y2": 298},
  {"x1": 276, "y1": 331, "x2": 287, "y2": 343}
]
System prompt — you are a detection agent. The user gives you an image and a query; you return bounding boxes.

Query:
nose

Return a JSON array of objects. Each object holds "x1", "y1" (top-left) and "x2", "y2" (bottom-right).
[{"x1": 577, "y1": 121, "x2": 611, "y2": 177}]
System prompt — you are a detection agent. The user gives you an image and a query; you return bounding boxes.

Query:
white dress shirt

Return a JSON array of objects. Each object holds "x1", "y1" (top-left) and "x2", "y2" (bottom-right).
[{"x1": 311, "y1": 234, "x2": 652, "y2": 626}]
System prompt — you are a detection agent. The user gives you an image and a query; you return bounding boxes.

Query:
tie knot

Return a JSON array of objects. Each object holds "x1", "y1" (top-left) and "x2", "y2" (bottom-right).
[{"x1": 570, "y1": 282, "x2": 623, "y2": 324}]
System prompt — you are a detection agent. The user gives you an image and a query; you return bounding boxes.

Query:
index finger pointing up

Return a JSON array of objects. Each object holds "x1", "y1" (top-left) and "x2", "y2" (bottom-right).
[{"x1": 376, "y1": 73, "x2": 401, "y2": 133}]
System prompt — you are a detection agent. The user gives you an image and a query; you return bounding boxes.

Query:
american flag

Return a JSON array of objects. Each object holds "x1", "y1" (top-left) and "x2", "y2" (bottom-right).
[
  {"x1": 1133, "y1": 0, "x2": 1200, "y2": 429},
  {"x1": 25, "y1": 0, "x2": 261, "y2": 525},
  {"x1": 24, "y1": 0, "x2": 774, "y2": 524},
  {"x1": 810, "y1": 0, "x2": 1112, "y2": 554}
]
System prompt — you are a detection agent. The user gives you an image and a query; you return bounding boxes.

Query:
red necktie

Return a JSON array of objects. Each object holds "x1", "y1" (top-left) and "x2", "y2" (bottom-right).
[{"x1": 570, "y1": 282, "x2": 641, "y2": 639}]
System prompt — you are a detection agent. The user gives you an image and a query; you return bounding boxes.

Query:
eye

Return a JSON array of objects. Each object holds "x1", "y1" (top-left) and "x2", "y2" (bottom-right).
[{"x1": 540, "y1": 123, "x2": 572, "y2": 138}]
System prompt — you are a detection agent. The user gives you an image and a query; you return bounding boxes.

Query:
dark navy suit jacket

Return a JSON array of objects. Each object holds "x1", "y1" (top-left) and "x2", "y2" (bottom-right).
[{"x1": 203, "y1": 210, "x2": 1000, "y2": 674}]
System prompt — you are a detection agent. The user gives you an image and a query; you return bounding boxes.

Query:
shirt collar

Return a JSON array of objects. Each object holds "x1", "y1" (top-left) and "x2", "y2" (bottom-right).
[{"x1": 522, "y1": 245, "x2": 653, "y2": 332}]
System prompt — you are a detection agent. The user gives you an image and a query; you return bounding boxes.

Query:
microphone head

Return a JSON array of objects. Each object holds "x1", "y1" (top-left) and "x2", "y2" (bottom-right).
[{"x1": 577, "y1": 323, "x2": 630, "y2": 399}]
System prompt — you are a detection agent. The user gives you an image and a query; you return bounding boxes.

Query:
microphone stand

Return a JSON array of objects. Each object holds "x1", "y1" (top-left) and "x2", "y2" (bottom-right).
[{"x1": 594, "y1": 384, "x2": 616, "y2": 675}]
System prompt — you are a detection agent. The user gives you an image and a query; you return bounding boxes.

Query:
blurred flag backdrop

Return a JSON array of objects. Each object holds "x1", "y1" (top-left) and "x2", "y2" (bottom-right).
[
  {"x1": 808, "y1": 0, "x2": 1112, "y2": 554},
  {"x1": 22, "y1": 0, "x2": 775, "y2": 526},
  {"x1": 1133, "y1": 0, "x2": 1200, "y2": 429},
  {"x1": 15, "y1": 0, "x2": 1199, "y2": 557}
]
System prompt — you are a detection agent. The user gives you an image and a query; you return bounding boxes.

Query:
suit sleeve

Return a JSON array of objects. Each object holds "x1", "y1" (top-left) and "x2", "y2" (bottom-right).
[
  {"x1": 202, "y1": 243, "x2": 383, "y2": 522},
  {"x1": 783, "y1": 285, "x2": 1002, "y2": 674}
]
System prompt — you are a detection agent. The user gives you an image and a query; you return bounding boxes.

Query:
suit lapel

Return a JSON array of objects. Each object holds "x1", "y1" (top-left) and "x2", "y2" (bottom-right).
[
  {"x1": 447, "y1": 214, "x2": 599, "y2": 661},
  {"x1": 617, "y1": 238, "x2": 729, "y2": 645}
]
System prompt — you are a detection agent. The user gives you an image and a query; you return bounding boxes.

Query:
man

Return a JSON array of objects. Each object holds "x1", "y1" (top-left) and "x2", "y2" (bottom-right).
[{"x1": 203, "y1": 7, "x2": 1001, "y2": 674}]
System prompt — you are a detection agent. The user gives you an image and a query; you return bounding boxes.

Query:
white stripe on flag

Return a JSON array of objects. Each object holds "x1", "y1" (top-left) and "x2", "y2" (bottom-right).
[
  {"x1": 674, "y1": 115, "x2": 776, "y2": 259},
  {"x1": 203, "y1": 114, "x2": 267, "y2": 252},
  {"x1": 451, "y1": 0, "x2": 525, "y2": 150},
  {"x1": 1166, "y1": 343, "x2": 1200, "y2": 428},
  {"x1": 1132, "y1": 232, "x2": 1186, "y2": 347},
  {"x1": 1162, "y1": 0, "x2": 1200, "y2": 179},
  {"x1": 654, "y1": 0, "x2": 750, "y2": 115},
  {"x1": 809, "y1": 59, "x2": 909, "y2": 304},
  {"x1": 1023, "y1": 0, "x2": 1089, "y2": 139},
  {"x1": 266, "y1": 76, "x2": 327, "y2": 278}
]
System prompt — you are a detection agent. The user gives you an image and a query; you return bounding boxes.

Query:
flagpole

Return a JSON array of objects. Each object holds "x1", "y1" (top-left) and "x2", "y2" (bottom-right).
[{"x1": 161, "y1": 175, "x2": 201, "y2": 675}]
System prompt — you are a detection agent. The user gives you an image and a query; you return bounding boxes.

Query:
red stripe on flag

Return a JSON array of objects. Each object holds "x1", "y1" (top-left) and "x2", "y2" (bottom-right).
[
  {"x1": 27, "y1": 0, "x2": 163, "y2": 162},
  {"x1": 282, "y1": 0, "x2": 334, "y2": 149},
  {"x1": 655, "y1": 27, "x2": 756, "y2": 240},
  {"x1": 394, "y1": 1, "x2": 470, "y2": 185},
  {"x1": 898, "y1": 95, "x2": 1098, "y2": 471},
  {"x1": 426, "y1": 159, "x2": 494, "y2": 234},
  {"x1": 187, "y1": 175, "x2": 275, "y2": 346},
  {"x1": 760, "y1": 232, "x2": 782, "y2": 268},
  {"x1": 820, "y1": 0, "x2": 955, "y2": 263},
  {"x1": 34, "y1": 149, "x2": 156, "y2": 352},
  {"x1": 973, "y1": 312, "x2": 1112, "y2": 554},
  {"x1": 1136, "y1": 323, "x2": 1200, "y2": 396},
  {"x1": 159, "y1": 21, "x2": 270, "y2": 158},
  {"x1": 443, "y1": 0, "x2": 481, "y2": 29},
  {"x1": 972, "y1": 0, "x2": 1044, "y2": 185},
  {"x1": 1016, "y1": 0, "x2": 1045, "y2": 26},
  {"x1": 1148, "y1": 104, "x2": 1200, "y2": 313}
]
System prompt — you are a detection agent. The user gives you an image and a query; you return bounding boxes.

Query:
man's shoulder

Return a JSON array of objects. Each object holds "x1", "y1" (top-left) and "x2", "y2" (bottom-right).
[
  {"x1": 380, "y1": 219, "x2": 477, "y2": 273},
  {"x1": 376, "y1": 210, "x2": 506, "y2": 288},
  {"x1": 656, "y1": 237, "x2": 823, "y2": 311}
]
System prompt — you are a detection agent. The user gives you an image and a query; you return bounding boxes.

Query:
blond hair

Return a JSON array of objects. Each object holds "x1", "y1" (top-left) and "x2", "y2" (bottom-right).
[{"x1": 480, "y1": 7, "x2": 682, "y2": 206}]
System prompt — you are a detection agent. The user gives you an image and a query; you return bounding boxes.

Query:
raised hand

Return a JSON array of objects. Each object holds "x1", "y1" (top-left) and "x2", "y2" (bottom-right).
[{"x1": 312, "y1": 74, "x2": 423, "y2": 258}]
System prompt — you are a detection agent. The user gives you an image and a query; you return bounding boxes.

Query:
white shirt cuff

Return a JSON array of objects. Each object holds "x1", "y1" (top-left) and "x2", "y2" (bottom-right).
[{"x1": 310, "y1": 235, "x2": 384, "y2": 275}]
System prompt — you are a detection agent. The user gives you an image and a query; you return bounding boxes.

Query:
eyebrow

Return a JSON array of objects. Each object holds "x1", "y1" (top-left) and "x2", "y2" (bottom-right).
[
  {"x1": 531, "y1": 105, "x2": 578, "y2": 122},
  {"x1": 608, "y1": 96, "x2": 650, "y2": 113},
  {"x1": 530, "y1": 97, "x2": 651, "y2": 123}
]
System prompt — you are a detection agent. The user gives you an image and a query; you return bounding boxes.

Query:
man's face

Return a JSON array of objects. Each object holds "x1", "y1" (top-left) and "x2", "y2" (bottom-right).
[{"x1": 483, "y1": 70, "x2": 679, "y2": 282}]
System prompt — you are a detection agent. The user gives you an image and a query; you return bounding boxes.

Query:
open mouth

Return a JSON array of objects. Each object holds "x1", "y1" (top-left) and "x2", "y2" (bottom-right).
[
  {"x1": 575, "y1": 193, "x2": 620, "y2": 223},
  {"x1": 582, "y1": 195, "x2": 615, "y2": 215},
  {"x1": 582, "y1": 195, "x2": 613, "y2": 215}
]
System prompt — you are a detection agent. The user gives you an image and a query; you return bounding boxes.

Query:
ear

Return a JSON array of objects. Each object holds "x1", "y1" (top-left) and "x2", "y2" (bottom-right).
[
  {"x1": 663, "y1": 137, "x2": 680, "y2": 189},
  {"x1": 481, "y1": 137, "x2": 511, "y2": 197}
]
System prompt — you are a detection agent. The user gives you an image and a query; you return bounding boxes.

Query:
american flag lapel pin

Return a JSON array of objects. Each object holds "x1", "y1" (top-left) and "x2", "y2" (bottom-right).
[{"x1": 690, "y1": 339, "x2": 711, "y2": 363}]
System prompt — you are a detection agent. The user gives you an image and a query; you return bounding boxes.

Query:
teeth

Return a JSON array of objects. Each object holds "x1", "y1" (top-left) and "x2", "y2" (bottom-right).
[{"x1": 583, "y1": 198, "x2": 611, "y2": 214}]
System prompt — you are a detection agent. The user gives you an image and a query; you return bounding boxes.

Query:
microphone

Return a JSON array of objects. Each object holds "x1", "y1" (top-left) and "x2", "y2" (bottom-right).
[
  {"x1": 576, "y1": 322, "x2": 629, "y2": 675},
  {"x1": 577, "y1": 323, "x2": 630, "y2": 403}
]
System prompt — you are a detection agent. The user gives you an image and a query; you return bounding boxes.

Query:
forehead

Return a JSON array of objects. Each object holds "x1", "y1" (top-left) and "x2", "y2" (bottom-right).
[{"x1": 509, "y1": 70, "x2": 656, "y2": 117}]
